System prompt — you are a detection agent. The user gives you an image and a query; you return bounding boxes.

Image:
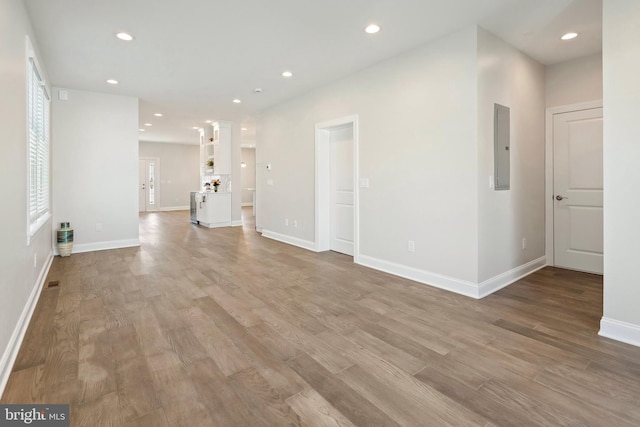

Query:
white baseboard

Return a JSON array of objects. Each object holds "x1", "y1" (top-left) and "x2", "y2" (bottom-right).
[
  {"x1": 261, "y1": 230, "x2": 316, "y2": 252},
  {"x1": 477, "y1": 256, "x2": 547, "y2": 298},
  {"x1": 599, "y1": 317, "x2": 640, "y2": 348},
  {"x1": 357, "y1": 255, "x2": 546, "y2": 299},
  {"x1": 232, "y1": 220, "x2": 243, "y2": 227},
  {"x1": 159, "y1": 206, "x2": 189, "y2": 212},
  {"x1": 357, "y1": 255, "x2": 480, "y2": 298},
  {"x1": 59, "y1": 238, "x2": 141, "y2": 255},
  {"x1": 0, "y1": 252, "x2": 54, "y2": 397}
]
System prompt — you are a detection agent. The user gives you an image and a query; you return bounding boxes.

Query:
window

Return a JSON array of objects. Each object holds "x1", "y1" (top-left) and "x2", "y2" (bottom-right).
[{"x1": 27, "y1": 37, "x2": 50, "y2": 240}]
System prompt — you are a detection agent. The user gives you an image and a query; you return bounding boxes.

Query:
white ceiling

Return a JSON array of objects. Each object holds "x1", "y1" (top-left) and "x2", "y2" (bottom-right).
[{"x1": 24, "y1": 0, "x2": 602, "y2": 145}]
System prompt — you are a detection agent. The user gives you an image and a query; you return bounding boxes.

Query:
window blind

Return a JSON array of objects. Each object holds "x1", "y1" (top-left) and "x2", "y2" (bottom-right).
[{"x1": 27, "y1": 55, "x2": 50, "y2": 230}]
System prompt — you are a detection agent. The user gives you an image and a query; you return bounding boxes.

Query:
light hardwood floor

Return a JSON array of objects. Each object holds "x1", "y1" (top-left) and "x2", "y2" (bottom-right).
[{"x1": 3, "y1": 208, "x2": 640, "y2": 426}]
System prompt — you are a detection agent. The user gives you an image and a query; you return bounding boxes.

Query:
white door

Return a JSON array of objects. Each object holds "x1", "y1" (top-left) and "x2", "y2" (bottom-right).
[
  {"x1": 553, "y1": 107, "x2": 603, "y2": 274},
  {"x1": 139, "y1": 158, "x2": 159, "y2": 212},
  {"x1": 330, "y1": 126, "x2": 354, "y2": 256}
]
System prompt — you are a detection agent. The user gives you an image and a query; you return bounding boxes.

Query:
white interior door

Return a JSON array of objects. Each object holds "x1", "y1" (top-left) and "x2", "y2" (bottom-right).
[
  {"x1": 139, "y1": 158, "x2": 159, "y2": 212},
  {"x1": 330, "y1": 126, "x2": 354, "y2": 256},
  {"x1": 553, "y1": 107, "x2": 603, "y2": 274}
]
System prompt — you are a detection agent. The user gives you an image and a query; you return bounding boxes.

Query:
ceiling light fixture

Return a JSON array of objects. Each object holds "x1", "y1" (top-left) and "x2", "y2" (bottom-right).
[
  {"x1": 139, "y1": 128, "x2": 145, "y2": 132},
  {"x1": 233, "y1": 99, "x2": 242, "y2": 104},
  {"x1": 106, "y1": 79, "x2": 118, "y2": 85},
  {"x1": 241, "y1": 162, "x2": 247, "y2": 168},
  {"x1": 241, "y1": 127, "x2": 247, "y2": 131},
  {"x1": 116, "y1": 32, "x2": 134, "y2": 41},
  {"x1": 192, "y1": 126, "x2": 199, "y2": 130},
  {"x1": 205, "y1": 120, "x2": 212, "y2": 123},
  {"x1": 365, "y1": 24, "x2": 381, "y2": 34},
  {"x1": 254, "y1": 88, "x2": 263, "y2": 93},
  {"x1": 153, "y1": 113, "x2": 163, "y2": 117},
  {"x1": 561, "y1": 32, "x2": 578, "y2": 40},
  {"x1": 144, "y1": 123, "x2": 152, "y2": 127},
  {"x1": 281, "y1": 71, "x2": 293, "y2": 78}
]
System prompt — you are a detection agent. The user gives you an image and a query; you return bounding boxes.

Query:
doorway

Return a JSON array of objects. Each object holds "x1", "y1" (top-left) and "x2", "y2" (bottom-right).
[
  {"x1": 315, "y1": 115, "x2": 359, "y2": 259},
  {"x1": 546, "y1": 102, "x2": 603, "y2": 274},
  {"x1": 139, "y1": 157, "x2": 160, "y2": 212}
]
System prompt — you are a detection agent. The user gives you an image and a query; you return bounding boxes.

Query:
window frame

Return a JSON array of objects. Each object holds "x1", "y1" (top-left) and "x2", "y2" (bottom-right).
[{"x1": 26, "y1": 36, "x2": 51, "y2": 244}]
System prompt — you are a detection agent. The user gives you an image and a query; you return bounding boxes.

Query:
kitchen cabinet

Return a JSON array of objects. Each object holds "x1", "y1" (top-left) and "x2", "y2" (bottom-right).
[{"x1": 196, "y1": 192, "x2": 231, "y2": 228}]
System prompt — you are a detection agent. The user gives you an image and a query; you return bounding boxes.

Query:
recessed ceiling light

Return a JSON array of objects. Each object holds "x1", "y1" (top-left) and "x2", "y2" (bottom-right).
[
  {"x1": 153, "y1": 113, "x2": 163, "y2": 117},
  {"x1": 116, "y1": 32, "x2": 134, "y2": 41},
  {"x1": 205, "y1": 120, "x2": 212, "y2": 123},
  {"x1": 233, "y1": 99, "x2": 242, "y2": 104},
  {"x1": 138, "y1": 128, "x2": 145, "y2": 132},
  {"x1": 561, "y1": 32, "x2": 578, "y2": 40},
  {"x1": 365, "y1": 24, "x2": 381, "y2": 34},
  {"x1": 254, "y1": 88, "x2": 263, "y2": 93},
  {"x1": 144, "y1": 123, "x2": 152, "y2": 127},
  {"x1": 106, "y1": 79, "x2": 118, "y2": 85},
  {"x1": 192, "y1": 126, "x2": 199, "y2": 130},
  {"x1": 281, "y1": 71, "x2": 293, "y2": 78},
  {"x1": 241, "y1": 127, "x2": 247, "y2": 131}
]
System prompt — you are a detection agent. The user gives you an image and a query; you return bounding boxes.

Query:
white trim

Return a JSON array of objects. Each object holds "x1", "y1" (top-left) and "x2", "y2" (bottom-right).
[
  {"x1": 0, "y1": 252, "x2": 53, "y2": 396},
  {"x1": 477, "y1": 256, "x2": 547, "y2": 298},
  {"x1": 261, "y1": 230, "x2": 316, "y2": 252},
  {"x1": 357, "y1": 255, "x2": 546, "y2": 299},
  {"x1": 159, "y1": 206, "x2": 189, "y2": 212},
  {"x1": 232, "y1": 220, "x2": 243, "y2": 227},
  {"x1": 357, "y1": 255, "x2": 480, "y2": 298},
  {"x1": 315, "y1": 115, "x2": 359, "y2": 261},
  {"x1": 545, "y1": 100, "x2": 603, "y2": 268},
  {"x1": 57, "y1": 238, "x2": 140, "y2": 255},
  {"x1": 599, "y1": 317, "x2": 640, "y2": 348}
]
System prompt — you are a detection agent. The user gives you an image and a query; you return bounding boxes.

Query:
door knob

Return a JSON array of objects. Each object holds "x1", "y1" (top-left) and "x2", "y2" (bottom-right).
[{"x1": 556, "y1": 195, "x2": 568, "y2": 201}]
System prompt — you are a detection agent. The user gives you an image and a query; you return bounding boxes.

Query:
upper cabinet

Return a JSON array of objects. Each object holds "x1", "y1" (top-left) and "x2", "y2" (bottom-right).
[{"x1": 212, "y1": 121, "x2": 231, "y2": 175}]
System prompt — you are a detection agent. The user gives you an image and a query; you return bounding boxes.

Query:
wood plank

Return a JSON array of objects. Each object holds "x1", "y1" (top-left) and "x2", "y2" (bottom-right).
[{"x1": 287, "y1": 353, "x2": 401, "y2": 427}]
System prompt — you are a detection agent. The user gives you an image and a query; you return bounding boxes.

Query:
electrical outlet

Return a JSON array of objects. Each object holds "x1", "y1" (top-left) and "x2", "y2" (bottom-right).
[
  {"x1": 293, "y1": 220, "x2": 298, "y2": 228},
  {"x1": 285, "y1": 218, "x2": 289, "y2": 226},
  {"x1": 522, "y1": 238, "x2": 526, "y2": 250},
  {"x1": 408, "y1": 240, "x2": 415, "y2": 252}
]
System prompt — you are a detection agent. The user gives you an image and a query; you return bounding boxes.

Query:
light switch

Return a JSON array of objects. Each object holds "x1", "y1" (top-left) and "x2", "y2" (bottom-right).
[
  {"x1": 267, "y1": 179, "x2": 274, "y2": 186},
  {"x1": 58, "y1": 90, "x2": 69, "y2": 101},
  {"x1": 359, "y1": 178, "x2": 370, "y2": 188}
]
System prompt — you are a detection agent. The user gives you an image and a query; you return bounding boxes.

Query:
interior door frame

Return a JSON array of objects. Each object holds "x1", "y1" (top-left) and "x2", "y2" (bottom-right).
[
  {"x1": 139, "y1": 156, "x2": 161, "y2": 212},
  {"x1": 315, "y1": 115, "x2": 359, "y2": 262},
  {"x1": 545, "y1": 100, "x2": 603, "y2": 267}
]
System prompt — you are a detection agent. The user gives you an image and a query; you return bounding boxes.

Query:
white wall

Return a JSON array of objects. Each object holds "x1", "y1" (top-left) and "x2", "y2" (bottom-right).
[
  {"x1": 477, "y1": 28, "x2": 546, "y2": 285},
  {"x1": 0, "y1": 0, "x2": 54, "y2": 395},
  {"x1": 52, "y1": 88, "x2": 140, "y2": 253},
  {"x1": 600, "y1": 0, "x2": 640, "y2": 346},
  {"x1": 139, "y1": 141, "x2": 199, "y2": 210},
  {"x1": 241, "y1": 148, "x2": 256, "y2": 205},
  {"x1": 546, "y1": 53, "x2": 603, "y2": 108},
  {"x1": 259, "y1": 26, "x2": 480, "y2": 286}
]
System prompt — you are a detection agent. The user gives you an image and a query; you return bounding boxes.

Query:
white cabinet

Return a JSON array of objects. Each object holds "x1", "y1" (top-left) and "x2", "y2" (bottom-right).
[{"x1": 197, "y1": 192, "x2": 231, "y2": 228}]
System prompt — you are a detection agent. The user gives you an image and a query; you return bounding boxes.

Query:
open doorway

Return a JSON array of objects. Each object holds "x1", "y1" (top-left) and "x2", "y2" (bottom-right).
[
  {"x1": 315, "y1": 115, "x2": 359, "y2": 259},
  {"x1": 241, "y1": 147, "x2": 256, "y2": 219}
]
